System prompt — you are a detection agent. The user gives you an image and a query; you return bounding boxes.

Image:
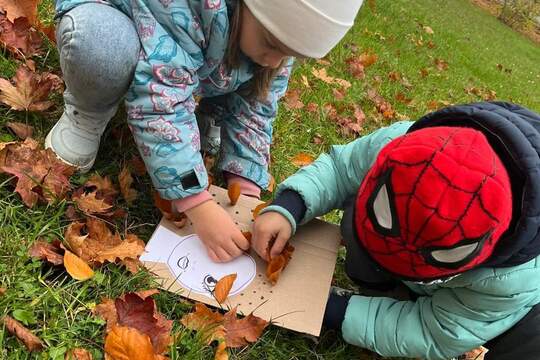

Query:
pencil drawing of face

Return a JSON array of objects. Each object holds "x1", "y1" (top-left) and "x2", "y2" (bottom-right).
[{"x1": 167, "y1": 234, "x2": 256, "y2": 297}]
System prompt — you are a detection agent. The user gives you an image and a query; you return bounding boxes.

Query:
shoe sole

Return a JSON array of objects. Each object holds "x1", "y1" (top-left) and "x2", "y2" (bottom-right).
[{"x1": 44, "y1": 122, "x2": 95, "y2": 174}]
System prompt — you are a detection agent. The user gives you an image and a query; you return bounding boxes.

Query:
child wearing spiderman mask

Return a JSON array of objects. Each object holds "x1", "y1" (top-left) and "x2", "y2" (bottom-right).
[
  {"x1": 252, "y1": 102, "x2": 540, "y2": 359},
  {"x1": 46, "y1": 0, "x2": 364, "y2": 263}
]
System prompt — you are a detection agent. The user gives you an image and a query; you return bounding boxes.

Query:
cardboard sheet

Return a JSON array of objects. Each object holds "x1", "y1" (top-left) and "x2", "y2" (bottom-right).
[{"x1": 141, "y1": 185, "x2": 340, "y2": 336}]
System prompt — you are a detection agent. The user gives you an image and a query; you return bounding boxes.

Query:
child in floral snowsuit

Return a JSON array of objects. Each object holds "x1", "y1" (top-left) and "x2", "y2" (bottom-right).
[{"x1": 47, "y1": 0, "x2": 365, "y2": 262}]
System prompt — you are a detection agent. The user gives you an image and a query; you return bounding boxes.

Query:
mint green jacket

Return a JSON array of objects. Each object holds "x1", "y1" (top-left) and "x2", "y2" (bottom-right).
[{"x1": 266, "y1": 121, "x2": 540, "y2": 359}]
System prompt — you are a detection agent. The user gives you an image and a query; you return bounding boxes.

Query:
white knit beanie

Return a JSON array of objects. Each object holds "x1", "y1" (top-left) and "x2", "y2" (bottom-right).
[{"x1": 243, "y1": 0, "x2": 364, "y2": 58}]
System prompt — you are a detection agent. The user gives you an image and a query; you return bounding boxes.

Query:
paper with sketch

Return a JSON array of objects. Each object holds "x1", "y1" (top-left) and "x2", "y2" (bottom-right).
[{"x1": 141, "y1": 185, "x2": 341, "y2": 337}]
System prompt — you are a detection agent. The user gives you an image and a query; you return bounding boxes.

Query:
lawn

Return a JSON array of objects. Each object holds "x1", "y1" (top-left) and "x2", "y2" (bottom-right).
[{"x1": 1, "y1": 0, "x2": 539, "y2": 359}]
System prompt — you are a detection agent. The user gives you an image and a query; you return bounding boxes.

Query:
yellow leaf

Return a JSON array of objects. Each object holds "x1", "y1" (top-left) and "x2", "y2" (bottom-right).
[
  {"x1": 104, "y1": 326, "x2": 156, "y2": 360},
  {"x1": 64, "y1": 250, "x2": 94, "y2": 281},
  {"x1": 214, "y1": 274, "x2": 237, "y2": 304}
]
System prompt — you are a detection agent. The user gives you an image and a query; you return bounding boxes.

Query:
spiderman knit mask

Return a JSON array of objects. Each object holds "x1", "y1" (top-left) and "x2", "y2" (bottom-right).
[{"x1": 354, "y1": 126, "x2": 513, "y2": 280}]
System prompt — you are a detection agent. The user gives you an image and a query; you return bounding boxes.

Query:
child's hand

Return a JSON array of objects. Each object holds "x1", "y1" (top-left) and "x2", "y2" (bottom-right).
[
  {"x1": 252, "y1": 211, "x2": 292, "y2": 261},
  {"x1": 185, "y1": 200, "x2": 250, "y2": 262}
]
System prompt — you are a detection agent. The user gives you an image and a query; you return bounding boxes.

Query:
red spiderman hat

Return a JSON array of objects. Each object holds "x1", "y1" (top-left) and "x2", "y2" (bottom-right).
[{"x1": 354, "y1": 126, "x2": 513, "y2": 280}]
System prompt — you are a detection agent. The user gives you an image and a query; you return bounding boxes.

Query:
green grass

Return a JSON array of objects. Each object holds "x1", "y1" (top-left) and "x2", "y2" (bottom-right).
[{"x1": 1, "y1": 0, "x2": 539, "y2": 359}]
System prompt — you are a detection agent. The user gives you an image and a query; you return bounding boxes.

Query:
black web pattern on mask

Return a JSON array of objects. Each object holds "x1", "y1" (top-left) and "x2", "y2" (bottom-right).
[{"x1": 359, "y1": 129, "x2": 503, "y2": 277}]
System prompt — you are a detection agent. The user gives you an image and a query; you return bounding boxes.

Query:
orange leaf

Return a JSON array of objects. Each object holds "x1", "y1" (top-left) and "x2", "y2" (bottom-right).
[
  {"x1": 28, "y1": 239, "x2": 64, "y2": 265},
  {"x1": 462, "y1": 346, "x2": 488, "y2": 360},
  {"x1": 118, "y1": 165, "x2": 137, "y2": 205},
  {"x1": 214, "y1": 273, "x2": 237, "y2": 304},
  {"x1": 266, "y1": 244, "x2": 295, "y2": 285},
  {"x1": 0, "y1": 287, "x2": 6, "y2": 296},
  {"x1": 267, "y1": 174, "x2": 276, "y2": 192},
  {"x1": 64, "y1": 250, "x2": 94, "y2": 281},
  {"x1": 223, "y1": 307, "x2": 268, "y2": 348},
  {"x1": 0, "y1": 14, "x2": 42, "y2": 57},
  {"x1": 0, "y1": 0, "x2": 40, "y2": 25},
  {"x1": 291, "y1": 153, "x2": 314, "y2": 167},
  {"x1": 181, "y1": 303, "x2": 225, "y2": 344},
  {"x1": 252, "y1": 202, "x2": 270, "y2": 219},
  {"x1": 2, "y1": 315, "x2": 44, "y2": 352},
  {"x1": 104, "y1": 326, "x2": 156, "y2": 360},
  {"x1": 66, "y1": 348, "x2": 93, "y2": 360},
  {"x1": 6, "y1": 121, "x2": 33, "y2": 139},
  {"x1": 214, "y1": 341, "x2": 229, "y2": 360},
  {"x1": 228, "y1": 182, "x2": 241, "y2": 205}
]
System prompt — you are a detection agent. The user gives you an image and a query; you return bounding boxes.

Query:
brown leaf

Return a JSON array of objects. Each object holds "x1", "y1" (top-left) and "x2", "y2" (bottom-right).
[
  {"x1": 65, "y1": 348, "x2": 93, "y2": 360},
  {"x1": 86, "y1": 174, "x2": 118, "y2": 200},
  {"x1": 0, "y1": 65, "x2": 59, "y2": 111},
  {"x1": 332, "y1": 88, "x2": 346, "y2": 101},
  {"x1": 118, "y1": 165, "x2": 137, "y2": 205},
  {"x1": 214, "y1": 273, "x2": 237, "y2": 304},
  {"x1": 305, "y1": 102, "x2": 318, "y2": 113},
  {"x1": 395, "y1": 92, "x2": 413, "y2": 105},
  {"x1": 228, "y1": 182, "x2": 241, "y2": 205},
  {"x1": 366, "y1": 88, "x2": 395, "y2": 119},
  {"x1": 266, "y1": 244, "x2": 295, "y2": 285},
  {"x1": 311, "y1": 68, "x2": 351, "y2": 89},
  {"x1": 180, "y1": 303, "x2": 225, "y2": 344},
  {"x1": 28, "y1": 239, "x2": 64, "y2": 265},
  {"x1": 434, "y1": 58, "x2": 448, "y2": 71},
  {"x1": 214, "y1": 341, "x2": 229, "y2": 360},
  {"x1": 72, "y1": 190, "x2": 114, "y2": 216},
  {"x1": 0, "y1": 287, "x2": 6, "y2": 296},
  {"x1": 420, "y1": 68, "x2": 429, "y2": 78},
  {"x1": 388, "y1": 71, "x2": 401, "y2": 82},
  {"x1": 423, "y1": 26, "x2": 434, "y2": 34},
  {"x1": 267, "y1": 174, "x2": 275, "y2": 192},
  {"x1": 291, "y1": 153, "x2": 314, "y2": 167},
  {"x1": 6, "y1": 121, "x2": 33, "y2": 139},
  {"x1": 462, "y1": 346, "x2": 489, "y2": 360},
  {"x1": 3, "y1": 315, "x2": 44, "y2": 352},
  {"x1": 0, "y1": 138, "x2": 74, "y2": 207},
  {"x1": 0, "y1": 15, "x2": 42, "y2": 57},
  {"x1": 104, "y1": 326, "x2": 156, "y2": 360},
  {"x1": 283, "y1": 89, "x2": 304, "y2": 110},
  {"x1": 312, "y1": 134, "x2": 323, "y2": 144},
  {"x1": 223, "y1": 307, "x2": 268, "y2": 348},
  {"x1": 0, "y1": 0, "x2": 40, "y2": 25},
  {"x1": 64, "y1": 250, "x2": 94, "y2": 281},
  {"x1": 427, "y1": 100, "x2": 440, "y2": 111},
  {"x1": 252, "y1": 202, "x2": 269, "y2": 220}
]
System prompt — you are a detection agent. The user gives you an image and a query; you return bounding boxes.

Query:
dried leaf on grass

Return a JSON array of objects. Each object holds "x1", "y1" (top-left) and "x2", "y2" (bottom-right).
[
  {"x1": 104, "y1": 326, "x2": 157, "y2": 360},
  {"x1": 65, "y1": 348, "x2": 93, "y2": 360},
  {"x1": 0, "y1": 14, "x2": 42, "y2": 57},
  {"x1": 283, "y1": 89, "x2": 304, "y2": 110},
  {"x1": 291, "y1": 153, "x2": 314, "y2": 167},
  {"x1": 0, "y1": 65, "x2": 62, "y2": 111},
  {"x1": 0, "y1": 287, "x2": 6, "y2": 296},
  {"x1": 311, "y1": 68, "x2": 351, "y2": 89},
  {"x1": 223, "y1": 308, "x2": 268, "y2": 348},
  {"x1": 0, "y1": 0, "x2": 40, "y2": 25},
  {"x1": 152, "y1": 191, "x2": 187, "y2": 226},
  {"x1": 266, "y1": 244, "x2": 295, "y2": 285},
  {"x1": 6, "y1": 121, "x2": 33, "y2": 139},
  {"x1": 0, "y1": 138, "x2": 75, "y2": 207},
  {"x1": 345, "y1": 52, "x2": 378, "y2": 79},
  {"x1": 366, "y1": 88, "x2": 395, "y2": 119},
  {"x1": 323, "y1": 103, "x2": 365, "y2": 137},
  {"x1": 118, "y1": 165, "x2": 137, "y2": 205},
  {"x1": 214, "y1": 273, "x2": 237, "y2": 304},
  {"x1": 28, "y1": 239, "x2": 64, "y2": 265},
  {"x1": 227, "y1": 182, "x2": 241, "y2": 205},
  {"x1": 64, "y1": 250, "x2": 94, "y2": 281},
  {"x1": 180, "y1": 303, "x2": 226, "y2": 344},
  {"x1": 2, "y1": 315, "x2": 44, "y2": 352}
]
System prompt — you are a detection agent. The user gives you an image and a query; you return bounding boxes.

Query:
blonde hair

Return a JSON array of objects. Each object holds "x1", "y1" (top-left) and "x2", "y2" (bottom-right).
[{"x1": 224, "y1": 1, "x2": 285, "y2": 100}]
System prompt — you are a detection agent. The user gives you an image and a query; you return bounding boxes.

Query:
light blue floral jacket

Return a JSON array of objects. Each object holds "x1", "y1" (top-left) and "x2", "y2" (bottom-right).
[{"x1": 56, "y1": 0, "x2": 292, "y2": 199}]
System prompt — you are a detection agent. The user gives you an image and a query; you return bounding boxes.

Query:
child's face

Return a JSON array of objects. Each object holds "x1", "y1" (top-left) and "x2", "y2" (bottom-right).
[{"x1": 239, "y1": 5, "x2": 304, "y2": 68}]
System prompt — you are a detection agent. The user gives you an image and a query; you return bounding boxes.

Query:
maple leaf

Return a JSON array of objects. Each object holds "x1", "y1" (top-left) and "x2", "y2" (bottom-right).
[
  {"x1": 0, "y1": 138, "x2": 74, "y2": 207},
  {"x1": 2, "y1": 315, "x2": 44, "y2": 352},
  {"x1": 0, "y1": 14, "x2": 42, "y2": 57},
  {"x1": 291, "y1": 153, "x2": 315, "y2": 167},
  {"x1": 72, "y1": 174, "x2": 118, "y2": 217},
  {"x1": 227, "y1": 182, "x2": 241, "y2": 205},
  {"x1": 0, "y1": 65, "x2": 59, "y2": 111},
  {"x1": 105, "y1": 326, "x2": 157, "y2": 360},
  {"x1": 266, "y1": 244, "x2": 295, "y2": 285},
  {"x1": 118, "y1": 165, "x2": 137, "y2": 205},
  {"x1": 66, "y1": 348, "x2": 93, "y2": 360},
  {"x1": 223, "y1": 308, "x2": 268, "y2": 348},
  {"x1": 345, "y1": 52, "x2": 378, "y2": 80},
  {"x1": 214, "y1": 273, "x2": 237, "y2": 304},
  {"x1": 180, "y1": 303, "x2": 226, "y2": 344},
  {"x1": 6, "y1": 121, "x2": 33, "y2": 139},
  {"x1": 28, "y1": 239, "x2": 64, "y2": 265},
  {"x1": 0, "y1": 0, "x2": 39, "y2": 25},
  {"x1": 283, "y1": 88, "x2": 304, "y2": 110}
]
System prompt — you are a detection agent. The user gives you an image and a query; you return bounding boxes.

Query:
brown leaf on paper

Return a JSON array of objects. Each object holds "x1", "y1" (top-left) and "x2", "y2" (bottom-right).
[
  {"x1": 291, "y1": 153, "x2": 314, "y2": 167},
  {"x1": 223, "y1": 308, "x2": 268, "y2": 348},
  {"x1": 118, "y1": 165, "x2": 137, "y2": 205},
  {"x1": 283, "y1": 89, "x2": 304, "y2": 110},
  {"x1": 0, "y1": 138, "x2": 75, "y2": 207},
  {"x1": 180, "y1": 303, "x2": 225, "y2": 344},
  {"x1": 0, "y1": 15, "x2": 42, "y2": 57},
  {"x1": 64, "y1": 217, "x2": 145, "y2": 272},
  {"x1": 252, "y1": 201, "x2": 269, "y2": 220},
  {"x1": 66, "y1": 348, "x2": 93, "y2": 360},
  {"x1": 3, "y1": 315, "x2": 44, "y2": 352},
  {"x1": 228, "y1": 182, "x2": 241, "y2": 205},
  {"x1": 266, "y1": 244, "x2": 295, "y2": 285},
  {"x1": 214, "y1": 273, "x2": 237, "y2": 304},
  {"x1": 104, "y1": 326, "x2": 156, "y2": 360},
  {"x1": 6, "y1": 121, "x2": 33, "y2": 139},
  {"x1": 64, "y1": 250, "x2": 94, "y2": 281},
  {"x1": 28, "y1": 239, "x2": 64, "y2": 265},
  {"x1": 0, "y1": 65, "x2": 59, "y2": 111},
  {"x1": 463, "y1": 346, "x2": 489, "y2": 360}
]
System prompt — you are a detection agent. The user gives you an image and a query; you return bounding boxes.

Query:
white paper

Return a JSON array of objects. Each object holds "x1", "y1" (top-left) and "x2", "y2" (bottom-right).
[{"x1": 142, "y1": 225, "x2": 256, "y2": 298}]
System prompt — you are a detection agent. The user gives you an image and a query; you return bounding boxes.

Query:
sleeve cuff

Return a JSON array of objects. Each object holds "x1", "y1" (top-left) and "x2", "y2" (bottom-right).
[
  {"x1": 172, "y1": 190, "x2": 213, "y2": 213},
  {"x1": 259, "y1": 205, "x2": 298, "y2": 235},
  {"x1": 271, "y1": 190, "x2": 307, "y2": 224},
  {"x1": 323, "y1": 292, "x2": 351, "y2": 330}
]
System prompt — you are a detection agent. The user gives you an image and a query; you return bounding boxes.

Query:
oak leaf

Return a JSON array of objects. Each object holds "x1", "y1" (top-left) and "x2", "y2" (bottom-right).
[
  {"x1": 266, "y1": 244, "x2": 295, "y2": 285},
  {"x1": 214, "y1": 273, "x2": 237, "y2": 304},
  {"x1": 104, "y1": 326, "x2": 156, "y2": 360},
  {"x1": 223, "y1": 307, "x2": 268, "y2": 348},
  {"x1": 118, "y1": 165, "x2": 137, "y2": 205},
  {"x1": 28, "y1": 239, "x2": 64, "y2": 265},
  {"x1": 6, "y1": 121, "x2": 33, "y2": 139},
  {"x1": 291, "y1": 153, "x2": 314, "y2": 167},
  {"x1": 3, "y1": 315, "x2": 44, "y2": 352},
  {"x1": 64, "y1": 250, "x2": 94, "y2": 281},
  {"x1": 228, "y1": 182, "x2": 241, "y2": 205},
  {"x1": 66, "y1": 348, "x2": 93, "y2": 360}
]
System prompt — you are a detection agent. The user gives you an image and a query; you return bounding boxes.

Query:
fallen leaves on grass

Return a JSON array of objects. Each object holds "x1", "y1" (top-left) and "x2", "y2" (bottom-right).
[
  {"x1": 0, "y1": 0, "x2": 40, "y2": 25},
  {"x1": 434, "y1": 58, "x2": 449, "y2": 71},
  {"x1": 71, "y1": 173, "x2": 124, "y2": 218},
  {"x1": 214, "y1": 273, "x2": 237, "y2": 304},
  {"x1": 0, "y1": 65, "x2": 62, "y2": 111},
  {"x1": 118, "y1": 165, "x2": 137, "y2": 205},
  {"x1": 28, "y1": 239, "x2": 64, "y2": 265},
  {"x1": 65, "y1": 348, "x2": 93, "y2": 360},
  {"x1": 465, "y1": 86, "x2": 497, "y2": 101},
  {"x1": 105, "y1": 326, "x2": 158, "y2": 360},
  {"x1": 0, "y1": 138, "x2": 75, "y2": 207},
  {"x1": 311, "y1": 68, "x2": 351, "y2": 89},
  {"x1": 64, "y1": 217, "x2": 145, "y2": 273},
  {"x1": 323, "y1": 103, "x2": 365, "y2": 136},
  {"x1": 0, "y1": 14, "x2": 42, "y2": 57},
  {"x1": 228, "y1": 182, "x2": 241, "y2": 205},
  {"x1": 291, "y1": 153, "x2": 314, "y2": 167},
  {"x1": 0, "y1": 287, "x2": 6, "y2": 296},
  {"x1": 152, "y1": 191, "x2": 187, "y2": 227},
  {"x1": 2, "y1": 315, "x2": 44, "y2": 352},
  {"x1": 345, "y1": 52, "x2": 378, "y2": 79},
  {"x1": 6, "y1": 121, "x2": 33, "y2": 139},
  {"x1": 266, "y1": 244, "x2": 295, "y2": 285},
  {"x1": 63, "y1": 249, "x2": 95, "y2": 281},
  {"x1": 283, "y1": 88, "x2": 304, "y2": 110},
  {"x1": 366, "y1": 88, "x2": 395, "y2": 119}
]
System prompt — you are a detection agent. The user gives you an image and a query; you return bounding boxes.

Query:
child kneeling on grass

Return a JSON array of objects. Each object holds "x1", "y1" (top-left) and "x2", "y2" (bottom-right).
[{"x1": 252, "y1": 102, "x2": 540, "y2": 360}]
